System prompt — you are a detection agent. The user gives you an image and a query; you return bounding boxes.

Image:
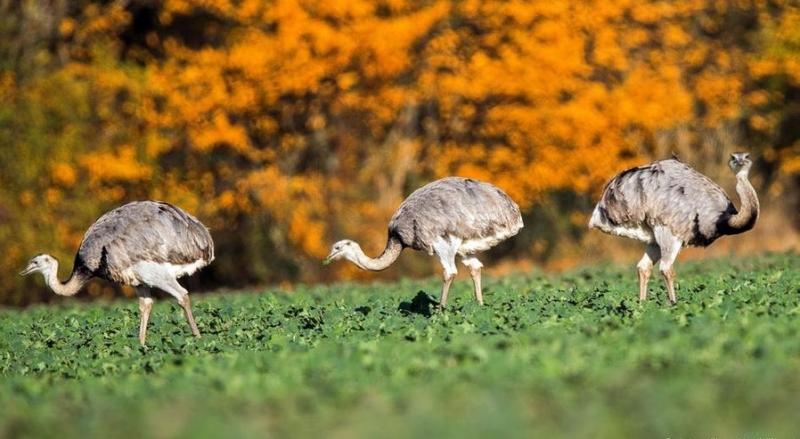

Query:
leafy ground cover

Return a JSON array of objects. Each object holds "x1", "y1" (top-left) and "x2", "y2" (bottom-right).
[{"x1": 1, "y1": 253, "x2": 798, "y2": 438}]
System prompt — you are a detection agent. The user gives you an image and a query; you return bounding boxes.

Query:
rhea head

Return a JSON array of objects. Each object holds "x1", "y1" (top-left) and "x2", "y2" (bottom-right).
[
  {"x1": 323, "y1": 240, "x2": 359, "y2": 265},
  {"x1": 728, "y1": 152, "x2": 752, "y2": 175},
  {"x1": 20, "y1": 254, "x2": 58, "y2": 277}
]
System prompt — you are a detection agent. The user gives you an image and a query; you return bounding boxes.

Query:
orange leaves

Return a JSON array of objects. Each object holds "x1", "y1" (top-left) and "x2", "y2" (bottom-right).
[
  {"x1": 189, "y1": 112, "x2": 252, "y2": 154},
  {"x1": 51, "y1": 164, "x2": 77, "y2": 187},
  {"x1": 243, "y1": 168, "x2": 329, "y2": 257},
  {"x1": 4, "y1": 0, "x2": 799, "y2": 299},
  {"x1": 80, "y1": 146, "x2": 152, "y2": 186},
  {"x1": 747, "y1": 5, "x2": 800, "y2": 179},
  {"x1": 355, "y1": 1, "x2": 450, "y2": 78},
  {"x1": 694, "y1": 73, "x2": 744, "y2": 122}
]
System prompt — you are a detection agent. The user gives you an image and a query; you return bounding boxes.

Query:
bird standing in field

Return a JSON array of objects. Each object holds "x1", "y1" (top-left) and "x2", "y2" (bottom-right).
[
  {"x1": 324, "y1": 177, "x2": 523, "y2": 307},
  {"x1": 20, "y1": 201, "x2": 214, "y2": 345},
  {"x1": 588, "y1": 153, "x2": 759, "y2": 304}
]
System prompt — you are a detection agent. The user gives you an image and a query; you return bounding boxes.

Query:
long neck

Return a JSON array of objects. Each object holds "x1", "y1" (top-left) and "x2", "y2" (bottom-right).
[
  {"x1": 351, "y1": 236, "x2": 403, "y2": 271},
  {"x1": 43, "y1": 262, "x2": 90, "y2": 296},
  {"x1": 724, "y1": 171, "x2": 759, "y2": 234}
]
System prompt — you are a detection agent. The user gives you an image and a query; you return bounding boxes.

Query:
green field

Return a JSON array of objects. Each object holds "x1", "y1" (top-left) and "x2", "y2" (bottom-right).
[{"x1": 1, "y1": 253, "x2": 799, "y2": 438}]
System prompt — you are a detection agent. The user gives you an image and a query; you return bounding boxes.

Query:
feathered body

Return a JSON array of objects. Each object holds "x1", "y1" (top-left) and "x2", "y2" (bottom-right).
[
  {"x1": 325, "y1": 176, "x2": 523, "y2": 307},
  {"x1": 389, "y1": 177, "x2": 523, "y2": 255},
  {"x1": 588, "y1": 154, "x2": 759, "y2": 304},
  {"x1": 589, "y1": 159, "x2": 755, "y2": 247},
  {"x1": 21, "y1": 200, "x2": 214, "y2": 345},
  {"x1": 77, "y1": 201, "x2": 214, "y2": 285}
]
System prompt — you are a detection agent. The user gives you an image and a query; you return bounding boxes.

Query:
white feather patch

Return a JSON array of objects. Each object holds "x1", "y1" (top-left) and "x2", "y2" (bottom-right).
[{"x1": 129, "y1": 259, "x2": 209, "y2": 287}]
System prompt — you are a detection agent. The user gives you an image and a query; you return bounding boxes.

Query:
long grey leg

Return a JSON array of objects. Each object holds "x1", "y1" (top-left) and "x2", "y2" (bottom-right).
[
  {"x1": 636, "y1": 244, "x2": 661, "y2": 301},
  {"x1": 158, "y1": 278, "x2": 201, "y2": 337},
  {"x1": 433, "y1": 237, "x2": 460, "y2": 308},
  {"x1": 461, "y1": 256, "x2": 484, "y2": 305},
  {"x1": 654, "y1": 227, "x2": 682, "y2": 305},
  {"x1": 439, "y1": 273, "x2": 456, "y2": 308},
  {"x1": 136, "y1": 287, "x2": 154, "y2": 346}
]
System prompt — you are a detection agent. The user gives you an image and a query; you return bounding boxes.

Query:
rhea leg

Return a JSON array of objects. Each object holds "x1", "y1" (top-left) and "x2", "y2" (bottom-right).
[
  {"x1": 461, "y1": 256, "x2": 485, "y2": 305},
  {"x1": 654, "y1": 227, "x2": 682, "y2": 305},
  {"x1": 136, "y1": 287, "x2": 154, "y2": 346},
  {"x1": 636, "y1": 244, "x2": 661, "y2": 301},
  {"x1": 158, "y1": 278, "x2": 201, "y2": 337},
  {"x1": 179, "y1": 294, "x2": 201, "y2": 337},
  {"x1": 433, "y1": 237, "x2": 460, "y2": 308},
  {"x1": 439, "y1": 272, "x2": 456, "y2": 308}
]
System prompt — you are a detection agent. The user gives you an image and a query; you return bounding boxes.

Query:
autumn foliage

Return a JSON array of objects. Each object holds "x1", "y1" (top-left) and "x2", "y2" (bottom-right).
[{"x1": 1, "y1": 0, "x2": 798, "y2": 304}]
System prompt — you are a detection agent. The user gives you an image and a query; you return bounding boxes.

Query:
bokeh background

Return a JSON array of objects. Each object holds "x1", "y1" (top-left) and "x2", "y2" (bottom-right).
[{"x1": 1, "y1": 0, "x2": 798, "y2": 305}]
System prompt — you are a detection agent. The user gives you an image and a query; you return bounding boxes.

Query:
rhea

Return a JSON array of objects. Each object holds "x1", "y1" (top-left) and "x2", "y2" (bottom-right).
[
  {"x1": 20, "y1": 201, "x2": 214, "y2": 345},
  {"x1": 588, "y1": 153, "x2": 759, "y2": 304},
  {"x1": 324, "y1": 177, "x2": 523, "y2": 307}
]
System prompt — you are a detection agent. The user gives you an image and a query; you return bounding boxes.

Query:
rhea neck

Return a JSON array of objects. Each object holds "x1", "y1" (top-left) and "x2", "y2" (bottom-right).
[
  {"x1": 347, "y1": 236, "x2": 403, "y2": 271},
  {"x1": 41, "y1": 259, "x2": 90, "y2": 296},
  {"x1": 725, "y1": 167, "x2": 759, "y2": 234}
]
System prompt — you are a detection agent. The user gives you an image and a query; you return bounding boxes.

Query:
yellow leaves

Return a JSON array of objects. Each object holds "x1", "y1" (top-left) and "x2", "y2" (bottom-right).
[
  {"x1": 243, "y1": 167, "x2": 329, "y2": 257},
  {"x1": 663, "y1": 23, "x2": 690, "y2": 46},
  {"x1": 751, "y1": 6, "x2": 800, "y2": 85},
  {"x1": 217, "y1": 190, "x2": 237, "y2": 210},
  {"x1": 355, "y1": 1, "x2": 450, "y2": 78},
  {"x1": 308, "y1": 0, "x2": 373, "y2": 20},
  {"x1": 189, "y1": 112, "x2": 252, "y2": 154},
  {"x1": 45, "y1": 188, "x2": 62, "y2": 205},
  {"x1": 80, "y1": 146, "x2": 152, "y2": 185},
  {"x1": 785, "y1": 58, "x2": 800, "y2": 85},
  {"x1": 630, "y1": 3, "x2": 665, "y2": 23},
  {"x1": 615, "y1": 66, "x2": 693, "y2": 129},
  {"x1": 19, "y1": 191, "x2": 34, "y2": 207},
  {"x1": 337, "y1": 72, "x2": 359, "y2": 90},
  {"x1": 749, "y1": 114, "x2": 772, "y2": 132},
  {"x1": 5, "y1": 0, "x2": 796, "y2": 293},
  {"x1": 74, "y1": 2, "x2": 131, "y2": 43},
  {"x1": 779, "y1": 142, "x2": 800, "y2": 174},
  {"x1": 51, "y1": 164, "x2": 77, "y2": 187},
  {"x1": 59, "y1": 18, "x2": 76, "y2": 37},
  {"x1": 0, "y1": 72, "x2": 15, "y2": 100},
  {"x1": 694, "y1": 73, "x2": 744, "y2": 123},
  {"x1": 594, "y1": 28, "x2": 629, "y2": 70}
]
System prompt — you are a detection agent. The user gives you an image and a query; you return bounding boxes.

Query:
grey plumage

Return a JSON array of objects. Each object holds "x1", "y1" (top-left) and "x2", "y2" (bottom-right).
[
  {"x1": 589, "y1": 153, "x2": 759, "y2": 303},
  {"x1": 389, "y1": 177, "x2": 524, "y2": 254},
  {"x1": 77, "y1": 201, "x2": 214, "y2": 284},
  {"x1": 21, "y1": 200, "x2": 214, "y2": 345},
  {"x1": 325, "y1": 177, "x2": 523, "y2": 307}
]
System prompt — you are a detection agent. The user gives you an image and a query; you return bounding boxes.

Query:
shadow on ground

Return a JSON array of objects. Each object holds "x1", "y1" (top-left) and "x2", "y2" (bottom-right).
[{"x1": 398, "y1": 291, "x2": 439, "y2": 317}]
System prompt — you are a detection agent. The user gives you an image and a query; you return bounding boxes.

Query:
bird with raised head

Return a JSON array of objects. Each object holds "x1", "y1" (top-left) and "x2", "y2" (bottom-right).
[
  {"x1": 588, "y1": 153, "x2": 759, "y2": 304},
  {"x1": 20, "y1": 201, "x2": 214, "y2": 345},
  {"x1": 324, "y1": 177, "x2": 523, "y2": 308}
]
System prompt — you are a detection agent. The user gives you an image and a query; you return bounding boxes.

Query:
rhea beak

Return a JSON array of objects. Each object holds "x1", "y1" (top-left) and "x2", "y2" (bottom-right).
[
  {"x1": 322, "y1": 250, "x2": 340, "y2": 266},
  {"x1": 19, "y1": 263, "x2": 36, "y2": 276}
]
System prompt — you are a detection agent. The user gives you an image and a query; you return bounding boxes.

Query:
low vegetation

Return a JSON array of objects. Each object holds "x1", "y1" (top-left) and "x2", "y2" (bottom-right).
[{"x1": 1, "y1": 253, "x2": 798, "y2": 437}]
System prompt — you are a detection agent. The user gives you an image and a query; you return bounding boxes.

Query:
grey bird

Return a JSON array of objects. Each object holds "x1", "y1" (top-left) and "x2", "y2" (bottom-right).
[
  {"x1": 20, "y1": 201, "x2": 214, "y2": 345},
  {"x1": 588, "y1": 153, "x2": 759, "y2": 304},
  {"x1": 324, "y1": 177, "x2": 524, "y2": 307}
]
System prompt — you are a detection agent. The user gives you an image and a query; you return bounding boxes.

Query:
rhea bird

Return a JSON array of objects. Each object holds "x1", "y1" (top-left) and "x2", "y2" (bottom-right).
[
  {"x1": 324, "y1": 177, "x2": 523, "y2": 307},
  {"x1": 588, "y1": 153, "x2": 759, "y2": 304},
  {"x1": 20, "y1": 201, "x2": 214, "y2": 345}
]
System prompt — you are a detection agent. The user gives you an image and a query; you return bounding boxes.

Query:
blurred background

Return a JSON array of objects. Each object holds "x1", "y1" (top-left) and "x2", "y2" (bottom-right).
[{"x1": 1, "y1": 0, "x2": 798, "y2": 306}]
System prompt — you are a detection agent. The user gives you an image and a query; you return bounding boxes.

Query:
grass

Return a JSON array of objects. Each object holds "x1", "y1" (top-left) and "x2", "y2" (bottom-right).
[{"x1": 1, "y1": 253, "x2": 798, "y2": 438}]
